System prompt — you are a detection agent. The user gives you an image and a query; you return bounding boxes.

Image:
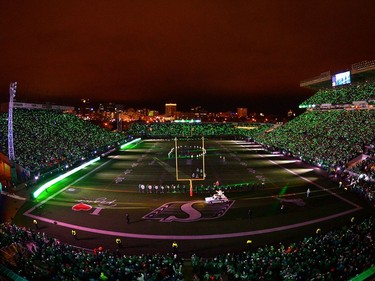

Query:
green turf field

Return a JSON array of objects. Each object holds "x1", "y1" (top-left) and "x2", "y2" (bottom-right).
[{"x1": 18, "y1": 139, "x2": 372, "y2": 258}]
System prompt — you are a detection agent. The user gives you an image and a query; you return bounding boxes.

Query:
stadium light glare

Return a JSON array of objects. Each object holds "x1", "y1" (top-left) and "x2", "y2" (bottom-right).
[
  {"x1": 262, "y1": 154, "x2": 280, "y2": 157},
  {"x1": 120, "y1": 138, "x2": 141, "y2": 150},
  {"x1": 274, "y1": 160, "x2": 297, "y2": 164},
  {"x1": 33, "y1": 157, "x2": 100, "y2": 199},
  {"x1": 290, "y1": 168, "x2": 315, "y2": 174}
]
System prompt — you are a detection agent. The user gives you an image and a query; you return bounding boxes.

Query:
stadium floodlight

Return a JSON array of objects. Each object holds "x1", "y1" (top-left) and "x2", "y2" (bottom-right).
[
  {"x1": 8, "y1": 82, "x2": 17, "y2": 161},
  {"x1": 120, "y1": 138, "x2": 141, "y2": 150}
]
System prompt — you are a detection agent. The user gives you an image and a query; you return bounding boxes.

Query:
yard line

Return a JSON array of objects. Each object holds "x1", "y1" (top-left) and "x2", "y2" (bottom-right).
[{"x1": 243, "y1": 142, "x2": 362, "y2": 209}]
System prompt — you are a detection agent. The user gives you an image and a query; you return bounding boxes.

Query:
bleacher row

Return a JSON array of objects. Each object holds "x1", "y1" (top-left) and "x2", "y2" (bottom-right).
[
  {"x1": 0, "y1": 223, "x2": 184, "y2": 281},
  {"x1": 0, "y1": 109, "x2": 128, "y2": 184},
  {"x1": 300, "y1": 81, "x2": 375, "y2": 107},
  {"x1": 253, "y1": 109, "x2": 375, "y2": 207},
  {"x1": 191, "y1": 216, "x2": 374, "y2": 280},
  {"x1": 0, "y1": 217, "x2": 373, "y2": 281},
  {"x1": 254, "y1": 109, "x2": 375, "y2": 170},
  {"x1": 127, "y1": 122, "x2": 272, "y2": 139}
]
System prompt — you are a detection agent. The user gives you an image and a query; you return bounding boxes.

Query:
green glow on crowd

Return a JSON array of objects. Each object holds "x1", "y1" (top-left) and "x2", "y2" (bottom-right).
[{"x1": 33, "y1": 157, "x2": 100, "y2": 199}]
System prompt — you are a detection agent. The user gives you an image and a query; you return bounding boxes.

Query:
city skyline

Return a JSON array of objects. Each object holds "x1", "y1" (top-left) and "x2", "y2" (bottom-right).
[{"x1": 1, "y1": 1, "x2": 375, "y2": 115}]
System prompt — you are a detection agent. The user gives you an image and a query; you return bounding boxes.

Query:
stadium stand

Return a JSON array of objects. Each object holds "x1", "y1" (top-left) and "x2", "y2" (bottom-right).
[
  {"x1": 0, "y1": 223, "x2": 184, "y2": 281},
  {"x1": 191, "y1": 216, "x2": 374, "y2": 281},
  {"x1": 254, "y1": 109, "x2": 375, "y2": 170},
  {"x1": 299, "y1": 81, "x2": 375, "y2": 108},
  {"x1": 0, "y1": 109, "x2": 129, "y2": 185},
  {"x1": 128, "y1": 122, "x2": 272, "y2": 139},
  {"x1": 0, "y1": 216, "x2": 373, "y2": 280}
]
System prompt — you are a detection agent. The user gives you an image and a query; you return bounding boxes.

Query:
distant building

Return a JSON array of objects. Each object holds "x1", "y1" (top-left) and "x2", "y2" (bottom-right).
[
  {"x1": 78, "y1": 98, "x2": 92, "y2": 115},
  {"x1": 190, "y1": 106, "x2": 208, "y2": 120},
  {"x1": 148, "y1": 110, "x2": 159, "y2": 117},
  {"x1": 237, "y1": 108, "x2": 248, "y2": 118},
  {"x1": 165, "y1": 103, "x2": 177, "y2": 117}
]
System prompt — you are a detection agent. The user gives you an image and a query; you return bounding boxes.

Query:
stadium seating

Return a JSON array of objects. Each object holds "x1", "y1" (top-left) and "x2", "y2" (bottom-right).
[
  {"x1": 1, "y1": 217, "x2": 373, "y2": 280},
  {"x1": 254, "y1": 109, "x2": 375, "y2": 170},
  {"x1": 191, "y1": 216, "x2": 374, "y2": 280},
  {"x1": 0, "y1": 109, "x2": 128, "y2": 181},
  {"x1": 0, "y1": 223, "x2": 184, "y2": 281},
  {"x1": 300, "y1": 81, "x2": 375, "y2": 107},
  {"x1": 128, "y1": 122, "x2": 272, "y2": 139}
]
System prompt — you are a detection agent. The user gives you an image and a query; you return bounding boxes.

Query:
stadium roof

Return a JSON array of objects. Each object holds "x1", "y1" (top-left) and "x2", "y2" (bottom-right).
[{"x1": 300, "y1": 60, "x2": 375, "y2": 90}]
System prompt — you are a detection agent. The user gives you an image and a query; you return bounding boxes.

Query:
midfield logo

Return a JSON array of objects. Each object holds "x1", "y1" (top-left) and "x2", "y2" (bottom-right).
[{"x1": 143, "y1": 200, "x2": 235, "y2": 222}]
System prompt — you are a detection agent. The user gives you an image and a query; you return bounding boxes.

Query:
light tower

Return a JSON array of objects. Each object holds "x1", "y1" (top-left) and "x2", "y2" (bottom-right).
[{"x1": 8, "y1": 82, "x2": 17, "y2": 161}]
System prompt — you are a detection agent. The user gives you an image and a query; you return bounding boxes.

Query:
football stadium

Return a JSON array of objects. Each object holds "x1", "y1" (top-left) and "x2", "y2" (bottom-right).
[{"x1": 0, "y1": 63, "x2": 374, "y2": 280}]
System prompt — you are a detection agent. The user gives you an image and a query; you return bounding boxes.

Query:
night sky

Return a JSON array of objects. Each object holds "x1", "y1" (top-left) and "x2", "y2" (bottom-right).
[{"x1": 1, "y1": 1, "x2": 374, "y2": 114}]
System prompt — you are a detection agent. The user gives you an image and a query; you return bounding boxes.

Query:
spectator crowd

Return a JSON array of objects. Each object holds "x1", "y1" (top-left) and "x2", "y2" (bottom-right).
[
  {"x1": 0, "y1": 109, "x2": 129, "y2": 182},
  {"x1": 0, "y1": 223, "x2": 184, "y2": 281},
  {"x1": 128, "y1": 123, "x2": 272, "y2": 139},
  {"x1": 1, "y1": 217, "x2": 373, "y2": 280},
  {"x1": 300, "y1": 81, "x2": 375, "y2": 108},
  {"x1": 253, "y1": 109, "x2": 374, "y2": 207},
  {"x1": 255, "y1": 109, "x2": 374, "y2": 171},
  {"x1": 191, "y1": 216, "x2": 374, "y2": 280}
]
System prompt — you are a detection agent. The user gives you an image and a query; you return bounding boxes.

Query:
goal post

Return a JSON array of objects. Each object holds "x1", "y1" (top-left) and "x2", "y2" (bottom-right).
[{"x1": 174, "y1": 136, "x2": 206, "y2": 196}]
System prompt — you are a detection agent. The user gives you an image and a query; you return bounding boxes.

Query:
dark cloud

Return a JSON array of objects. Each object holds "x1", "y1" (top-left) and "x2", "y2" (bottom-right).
[{"x1": 1, "y1": 1, "x2": 374, "y2": 114}]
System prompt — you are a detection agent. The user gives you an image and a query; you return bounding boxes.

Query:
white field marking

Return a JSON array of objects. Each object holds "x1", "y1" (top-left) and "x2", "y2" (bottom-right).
[
  {"x1": 24, "y1": 140, "x2": 145, "y2": 216},
  {"x1": 236, "y1": 141, "x2": 362, "y2": 209}
]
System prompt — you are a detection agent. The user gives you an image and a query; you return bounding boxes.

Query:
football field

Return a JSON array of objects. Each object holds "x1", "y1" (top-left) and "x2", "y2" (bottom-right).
[{"x1": 17, "y1": 139, "x2": 371, "y2": 257}]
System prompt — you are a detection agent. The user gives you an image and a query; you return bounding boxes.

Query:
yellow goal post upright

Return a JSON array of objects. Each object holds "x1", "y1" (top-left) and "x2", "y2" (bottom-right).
[{"x1": 174, "y1": 136, "x2": 206, "y2": 197}]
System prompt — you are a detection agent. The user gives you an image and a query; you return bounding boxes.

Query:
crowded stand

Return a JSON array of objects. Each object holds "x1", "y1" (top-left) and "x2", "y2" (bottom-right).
[
  {"x1": 0, "y1": 109, "x2": 128, "y2": 182},
  {"x1": 0, "y1": 216, "x2": 373, "y2": 280},
  {"x1": 254, "y1": 109, "x2": 375, "y2": 170},
  {"x1": 0, "y1": 223, "x2": 184, "y2": 281},
  {"x1": 128, "y1": 122, "x2": 272, "y2": 139},
  {"x1": 191, "y1": 216, "x2": 374, "y2": 281},
  {"x1": 254, "y1": 109, "x2": 375, "y2": 206},
  {"x1": 299, "y1": 81, "x2": 375, "y2": 108},
  {"x1": 349, "y1": 156, "x2": 375, "y2": 180}
]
